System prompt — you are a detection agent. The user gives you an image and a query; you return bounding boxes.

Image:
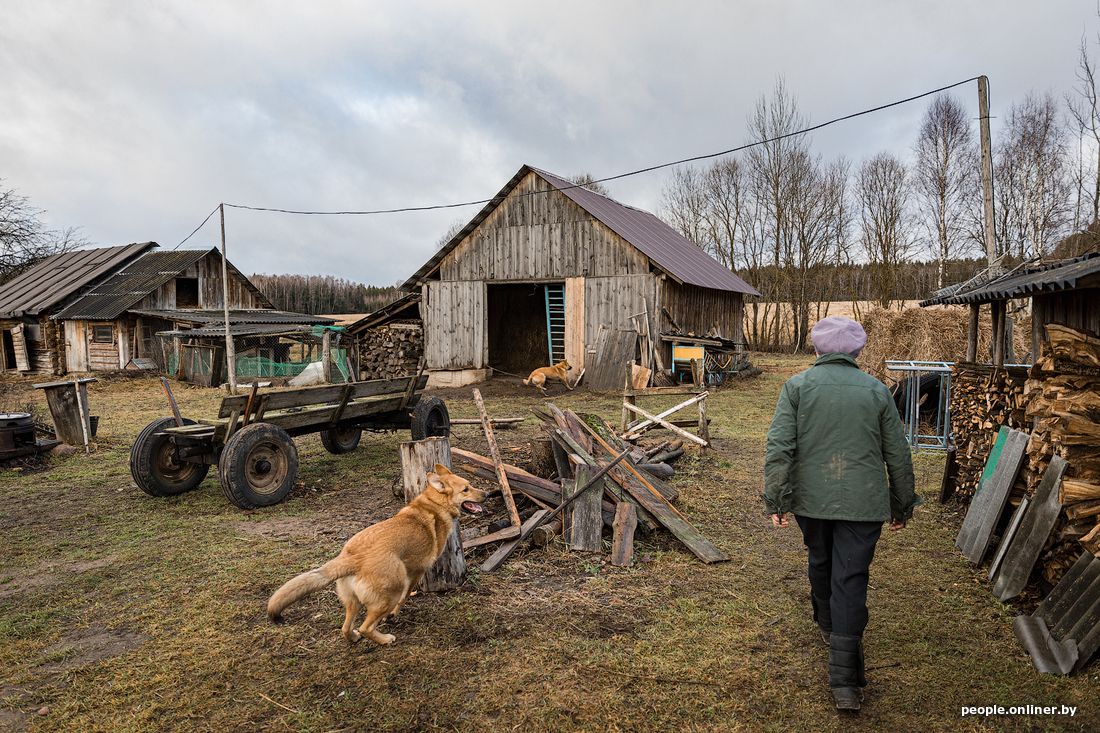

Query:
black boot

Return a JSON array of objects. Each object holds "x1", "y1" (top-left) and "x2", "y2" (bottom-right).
[
  {"x1": 828, "y1": 633, "x2": 866, "y2": 712},
  {"x1": 811, "y1": 594, "x2": 832, "y2": 646}
]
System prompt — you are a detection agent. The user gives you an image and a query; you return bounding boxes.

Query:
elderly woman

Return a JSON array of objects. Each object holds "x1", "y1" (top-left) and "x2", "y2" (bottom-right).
[{"x1": 763, "y1": 316, "x2": 918, "y2": 712}]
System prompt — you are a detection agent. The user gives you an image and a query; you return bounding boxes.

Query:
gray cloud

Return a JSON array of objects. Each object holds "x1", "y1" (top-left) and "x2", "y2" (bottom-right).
[{"x1": 0, "y1": 0, "x2": 1091, "y2": 285}]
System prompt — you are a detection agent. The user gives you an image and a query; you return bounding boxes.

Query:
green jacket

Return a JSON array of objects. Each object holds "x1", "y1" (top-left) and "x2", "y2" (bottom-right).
[{"x1": 763, "y1": 353, "x2": 919, "y2": 523}]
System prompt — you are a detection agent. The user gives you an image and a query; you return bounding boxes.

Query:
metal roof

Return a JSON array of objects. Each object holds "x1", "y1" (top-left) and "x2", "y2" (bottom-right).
[
  {"x1": 130, "y1": 309, "x2": 334, "y2": 325},
  {"x1": 0, "y1": 242, "x2": 154, "y2": 318},
  {"x1": 155, "y1": 323, "x2": 320, "y2": 338},
  {"x1": 53, "y1": 248, "x2": 275, "y2": 320},
  {"x1": 921, "y1": 252, "x2": 1100, "y2": 306},
  {"x1": 401, "y1": 165, "x2": 760, "y2": 295},
  {"x1": 1014, "y1": 550, "x2": 1100, "y2": 674}
]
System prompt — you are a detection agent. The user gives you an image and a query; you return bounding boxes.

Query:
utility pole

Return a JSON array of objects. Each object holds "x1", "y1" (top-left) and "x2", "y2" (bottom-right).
[
  {"x1": 219, "y1": 203, "x2": 238, "y2": 394},
  {"x1": 978, "y1": 76, "x2": 998, "y2": 270}
]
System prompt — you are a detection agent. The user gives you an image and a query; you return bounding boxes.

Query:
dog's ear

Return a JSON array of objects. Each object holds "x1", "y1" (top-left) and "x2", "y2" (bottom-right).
[
  {"x1": 426, "y1": 472, "x2": 446, "y2": 491},
  {"x1": 433, "y1": 463, "x2": 453, "y2": 476}
]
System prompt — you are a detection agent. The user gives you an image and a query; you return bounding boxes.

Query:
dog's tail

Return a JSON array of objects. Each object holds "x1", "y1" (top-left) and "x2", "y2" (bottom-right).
[
  {"x1": 522, "y1": 377, "x2": 530, "y2": 386},
  {"x1": 267, "y1": 556, "x2": 354, "y2": 621}
]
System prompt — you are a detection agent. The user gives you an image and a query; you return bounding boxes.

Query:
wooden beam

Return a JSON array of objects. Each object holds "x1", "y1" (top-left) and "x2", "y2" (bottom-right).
[
  {"x1": 565, "y1": 466, "x2": 603, "y2": 552},
  {"x1": 622, "y1": 393, "x2": 706, "y2": 439},
  {"x1": 611, "y1": 503, "x2": 637, "y2": 567},
  {"x1": 472, "y1": 388, "x2": 522, "y2": 531},
  {"x1": 967, "y1": 303, "x2": 980, "y2": 362},
  {"x1": 622, "y1": 401, "x2": 708, "y2": 447}
]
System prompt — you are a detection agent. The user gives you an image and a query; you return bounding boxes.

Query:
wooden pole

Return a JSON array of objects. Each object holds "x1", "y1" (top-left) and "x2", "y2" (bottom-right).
[
  {"x1": 321, "y1": 329, "x2": 333, "y2": 383},
  {"x1": 967, "y1": 303, "x2": 980, "y2": 362},
  {"x1": 472, "y1": 388, "x2": 522, "y2": 529},
  {"x1": 73, "y1": 379, "x2": 90, "y2": 454},
  {"x1": 400, "y1": 437, "x2": 465, "y2": 591},
  {"x1": 219, "y1": 204, "x2": 237, "y2": 394},
  {"x1": 992, "y1": 300, "x2": 1006, "y2": 367},
  {"x1": 978, "y1": 76, "x2": 999, "y2": 271}
]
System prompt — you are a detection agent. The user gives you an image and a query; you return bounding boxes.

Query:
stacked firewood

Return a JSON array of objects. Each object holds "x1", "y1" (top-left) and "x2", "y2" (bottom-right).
[
  {"x1": 949, "y1": 362, "x2": 1030, "y2": 498},
  {"x1": 358, "y1": 322, "x2": 422, "y2": 380},
  {"x1": 1022, "y1": 324, "x2": 1100, "y2": 583}
]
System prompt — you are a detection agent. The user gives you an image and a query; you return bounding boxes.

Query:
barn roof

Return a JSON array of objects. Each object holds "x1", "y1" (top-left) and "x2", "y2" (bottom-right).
[
  {"x1": 920, "y1": 252, "x2": 1100, "y2": 306},
  {"x1": 401, "y1": 165, "x2": 760, "y2": 295},
  {"x1": 53, "y1": 248, "x2": 274, "y2": 321},
  {"x1": 0, "y1": 242, "x2": 155, "y2": 318}
]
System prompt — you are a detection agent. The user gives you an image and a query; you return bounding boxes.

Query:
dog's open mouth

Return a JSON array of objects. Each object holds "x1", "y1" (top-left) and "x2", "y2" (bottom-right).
[{"x1": 461, "y1": 501, "x2": 484, "y2": 514}]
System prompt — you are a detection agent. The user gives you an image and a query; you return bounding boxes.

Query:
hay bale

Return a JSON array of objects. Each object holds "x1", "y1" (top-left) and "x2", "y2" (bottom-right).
[{"x1": 858, "y1": 306, "x2": 1031, "y2": 380}]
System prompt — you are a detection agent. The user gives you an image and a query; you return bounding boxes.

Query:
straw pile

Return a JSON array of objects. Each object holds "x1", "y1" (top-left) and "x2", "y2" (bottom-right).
[{"x1": 858, "y1": 306, "x2": 1031, "y2": 380}]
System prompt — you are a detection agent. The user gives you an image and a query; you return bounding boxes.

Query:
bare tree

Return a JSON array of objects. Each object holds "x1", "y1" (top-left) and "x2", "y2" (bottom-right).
[
  {"x1": 858, "y1": 153, "x2": 916, "y2": 308},
  {"x1": 1068, "y1": 33, "x2": 1100, "y2": 230},
  {"x1": 995, "y1": 93, "x2": 1071, "y2": 259},
  {"x1": 0, "y1": 181, "x2": 87, "y2": 283},
  {"x1": 435, "y1": 218, "x2": 466, "y2": 250},
  {"x1": 568, "y1": 172, "x2": 611, "y2": 196},
  {"x1": 914, "y1": 95, "x2": 979, "y2": 288},
  {"x1": 661, "y1": 166, "x2": 710, "y2": 249}
]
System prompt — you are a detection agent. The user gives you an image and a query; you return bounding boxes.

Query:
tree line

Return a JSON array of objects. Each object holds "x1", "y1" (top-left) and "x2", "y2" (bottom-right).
[{"x1": 248, "y1": 274, "x2": 401, "y2": 315}]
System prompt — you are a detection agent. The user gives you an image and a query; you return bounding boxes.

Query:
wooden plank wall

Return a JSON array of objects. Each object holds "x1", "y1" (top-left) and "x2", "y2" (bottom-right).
[
  {"x1": 662, "y1": 281, "x2": 745, "y2": 341},
  {"x1": 584, "y1": 274, "x2": 657, "y2": 367},
  {"x1": 64, "y1": 320, "x2": 88, "y2": 372},
  {"x1": 138, "y1": 252, "x2": 262, "y2": 311},
  {"x1": 441, "y1": 172, "x2": 648, "y2": 282},
  {"x1": 87, "y1": 322, "x2": 121, "y2": 371},
  {"x1": 422, "y1": 281, "x2": 487, "y2": 370},
  {"x1": 564, "y1": 276, "x2": 585, "y2": 370}
]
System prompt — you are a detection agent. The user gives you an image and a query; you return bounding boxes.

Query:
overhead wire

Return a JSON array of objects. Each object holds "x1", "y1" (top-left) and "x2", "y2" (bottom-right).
[{"x1": 171, "y1": 204, "x2": 220, "y2": 250}]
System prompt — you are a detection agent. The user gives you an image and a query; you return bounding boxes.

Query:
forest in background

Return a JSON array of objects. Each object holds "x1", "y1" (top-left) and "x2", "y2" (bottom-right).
[{"x1": 248, "y1": 274, "x2": 400, "y2": 315}]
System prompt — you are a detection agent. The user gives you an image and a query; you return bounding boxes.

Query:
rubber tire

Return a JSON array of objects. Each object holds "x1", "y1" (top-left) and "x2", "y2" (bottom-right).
[
  {"x1": 130, "y1": 417, "x2": 210, "y2": 497},
  {"x1": 410, "y1": 396, "x2": 450, "y2": 440},
  {"x1": 320, "y1": 426, "x2": 362, "y2": 454},
  {"x1": 218, "y1": 423, "x2": 299, "y2": 509}
]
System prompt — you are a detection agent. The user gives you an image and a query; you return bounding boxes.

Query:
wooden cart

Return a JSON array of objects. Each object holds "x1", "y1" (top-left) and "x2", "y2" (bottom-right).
[{"x1": 129, "y1": 373, "x2": 449, "y2": 509}]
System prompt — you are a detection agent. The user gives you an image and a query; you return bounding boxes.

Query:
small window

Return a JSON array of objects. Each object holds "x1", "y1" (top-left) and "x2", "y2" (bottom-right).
[
  {"x1": 176, "y1": 277, "x2": 200, "y2": 308},
  {"x1": 92, "y1": 325, "x2": 114, "y2": 344}
]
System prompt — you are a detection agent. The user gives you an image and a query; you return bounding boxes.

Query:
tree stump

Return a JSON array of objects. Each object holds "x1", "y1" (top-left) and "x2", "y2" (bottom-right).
[{"x1": 400, "y1": 436, "x2": 465, "y2": 591}]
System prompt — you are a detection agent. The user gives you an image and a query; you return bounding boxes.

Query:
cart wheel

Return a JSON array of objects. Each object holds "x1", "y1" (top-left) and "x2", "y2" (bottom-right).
[
  {"x1": 320, "y1": 426, "x2": 362, "y2": 454},
  {"x1": 219, "y1": 423, "x2": 299, "y2": 509},
  {"x1": 410, "y1": 396, "x2": 450, "y2": 440},
  {"x1": 130, "y1": 417, "x2": 210, "y2": 497}
]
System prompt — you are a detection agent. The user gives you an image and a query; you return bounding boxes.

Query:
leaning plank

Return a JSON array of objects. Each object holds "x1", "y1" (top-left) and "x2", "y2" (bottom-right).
[
  {"x1": 401, "y1": 437, "x2": 465, "y2": 591},
  {"x1": 473, "y1": 388, "x2": 522, "y2": 531},
  {"x1": 956, "y1": 427, "x2": 1030, "y2": 565},
  {"x1": 480, "y1": 510, "x2": 552, "y2": 573},
  {"x1": 993, "y1": 456, "x2": 1068, "y2": 601},
  {"x1": 611, "y1": 503, "x2": 637, "y2": 567},
  {"x1": 566, "y1": 466, "x2": 603, "y2": 552},
  {"x1": 576, "y1": 418, "x2": 728, "y2": 564},
  {"x1": 622, "y1": 401, "x2": 708, "y2": 447},
  {"x1": 551, "y1": 428, "x2": 658, "y2": 532}
]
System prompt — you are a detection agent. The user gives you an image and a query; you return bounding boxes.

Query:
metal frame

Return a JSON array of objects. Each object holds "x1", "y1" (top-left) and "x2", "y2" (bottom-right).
[{"x1": 884, "y1": 360, "x2": 954, "y2": 452}]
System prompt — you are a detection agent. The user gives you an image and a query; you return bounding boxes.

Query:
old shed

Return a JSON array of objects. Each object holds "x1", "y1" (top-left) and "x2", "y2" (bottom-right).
[{"x1": 402, "y1": 165, "x2": 759, "y2": 387}]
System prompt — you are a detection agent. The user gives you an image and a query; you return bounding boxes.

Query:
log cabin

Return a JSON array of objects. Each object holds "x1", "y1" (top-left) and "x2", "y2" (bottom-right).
[{"x1": 401, "y1": 165, "x2": 760, "y2": 388}]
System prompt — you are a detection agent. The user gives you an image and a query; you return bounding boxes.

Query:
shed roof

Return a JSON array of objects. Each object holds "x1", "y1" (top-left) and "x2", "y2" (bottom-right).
[
  {"x1": 0, "y1": 242, "x2": 155, "y2": 318},
  {"x1": 401, "y1": 165, "x2": 760, "y2": 295},
  {"x1": 53, "y1": 248, "x2": 275, "y2": 320},
  {"x1": 921, "y1": 252, "x2": 1100, "y2": 306},
  {"x1": 130, "y1": 309, "x2": 333, "y2": 325},
  {"x1": 346, "y1": 292, "x2": 422, "y2": 333}
]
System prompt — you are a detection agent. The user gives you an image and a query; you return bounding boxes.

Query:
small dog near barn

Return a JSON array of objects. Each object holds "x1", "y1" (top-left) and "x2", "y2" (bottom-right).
[
  {"x1": 523, "y1": 360, "x2": 573, "y2": 395},
  {"x1": 266, "y1": 464, "x2": 485, "y2": 645}
]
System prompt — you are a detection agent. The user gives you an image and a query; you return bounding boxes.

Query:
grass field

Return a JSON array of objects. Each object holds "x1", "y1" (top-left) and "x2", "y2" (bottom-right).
[{"x1": 1, "y1": 355, "x2": 1097, "y2": 732}]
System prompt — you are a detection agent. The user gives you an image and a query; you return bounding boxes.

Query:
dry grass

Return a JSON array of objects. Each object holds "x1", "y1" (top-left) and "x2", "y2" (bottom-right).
[{"x1": 0, "y1": 363, "x2": 1097, "y2": 732}]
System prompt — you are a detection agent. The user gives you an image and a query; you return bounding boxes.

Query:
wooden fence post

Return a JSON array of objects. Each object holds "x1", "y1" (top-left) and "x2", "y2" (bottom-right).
[{"x1": 400, "y1": 436, "x2": 465, "y2": 591}]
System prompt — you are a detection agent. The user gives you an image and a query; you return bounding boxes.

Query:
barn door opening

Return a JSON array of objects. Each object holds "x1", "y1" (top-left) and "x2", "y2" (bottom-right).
[
  {"x1": 486, "y1": 283, "x2": 553, "y2": 374},
  {"x1": 1, "y1": 330, "x2": 16, "y2": 371},
  {"x1": 544, "y1": 283, "x2": 565, "y2": 364}
]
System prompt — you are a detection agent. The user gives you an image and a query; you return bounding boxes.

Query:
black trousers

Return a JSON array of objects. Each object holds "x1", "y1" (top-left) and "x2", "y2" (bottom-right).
[{"x1": 795, "y1": 516, "x2": 882, "y2": 637}]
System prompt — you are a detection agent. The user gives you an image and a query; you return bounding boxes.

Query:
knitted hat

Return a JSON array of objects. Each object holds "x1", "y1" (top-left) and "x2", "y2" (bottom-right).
[{"x1": 811, "y1": 316, "x2": 867, "y2": 357}]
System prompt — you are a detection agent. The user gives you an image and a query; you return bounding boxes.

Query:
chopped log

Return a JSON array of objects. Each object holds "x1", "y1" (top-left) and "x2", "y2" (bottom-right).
[
  {"x1": 638, "y1": 462, "x2": 674, "y2": 479},
  {"x1": 400, "y1": 437, "x2": 465, "y2": 591},
  {"x1": 1060, "y1": 479, "x2": 1100, "y2": 504},
  {"x1": 649, "y1": 448, "x2": 685, "y2": 464},
  {"x1": 1065, "y1": 500, "x2": 1100, "y2": 521},
  {"x1": 565, "y1": 465, "x2": 603, "y2": 553},
  {"x1": 1081, "y1": 523, "x2": 1100, "y2": 556},
  {"x1": 611, "y1": 503, "x2": 637, "y2": 567},
  {"x1": 532, "y1": 518, "x2": 563, "y2": 547}
]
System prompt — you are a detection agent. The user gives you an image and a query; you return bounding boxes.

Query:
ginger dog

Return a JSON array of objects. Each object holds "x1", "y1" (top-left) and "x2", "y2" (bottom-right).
[
  {"x1": 523, "y1": 359, "x2": 573, "y2": 395},
  {"x1": 267, "y1": 464, "x2": 484, "y2": 645}
]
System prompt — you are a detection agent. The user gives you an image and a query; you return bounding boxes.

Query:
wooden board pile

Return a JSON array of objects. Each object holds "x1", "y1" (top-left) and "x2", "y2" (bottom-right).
[
  {"x1": 949, "y1": 362, "x2": 1029, "y2": 498},
  {"x1": 451, "y1": 401, "x2": 727, "y2": 571},
  {"x1": 1022, "y1": 324, "x2": 1100, "y2": 584},
  {"x1": 357, "y1": 322, "x2": 423, "y2": 380}
]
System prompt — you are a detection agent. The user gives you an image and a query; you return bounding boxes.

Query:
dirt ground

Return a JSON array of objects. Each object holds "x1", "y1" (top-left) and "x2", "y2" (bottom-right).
[{"x1": 0, "y1": 356, "x2": 1097, "y2": 732}]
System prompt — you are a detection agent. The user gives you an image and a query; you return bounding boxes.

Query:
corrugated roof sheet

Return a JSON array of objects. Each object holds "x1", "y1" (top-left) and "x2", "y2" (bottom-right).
[
  {"x1": 130, "y1": 309, "x2": 334, "y2": 325},
  {"x1": 155, "y1": 323, "x2": 319, "y2": 338},
  {"x1": 402, "y1": 165, "x2": 760, "y2": 295},
  {"x1": 53, "y1": 248, "x2": 276, "y2": 320},
  {"x1": 921, "y1": 253, "x2": 1100, "y2": 305},
  {"x1": 346, "y1": 292, "x2": 421, "y2": 333},
  {"x1": 0, "y1": 242, "x2": 155, "y2": 317},
  {"x1": 1014, "y1": 550, "x2": 1100, "y2": 674}
]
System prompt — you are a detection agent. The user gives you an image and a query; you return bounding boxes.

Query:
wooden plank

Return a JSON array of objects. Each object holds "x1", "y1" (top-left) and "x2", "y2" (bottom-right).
[
  {"x1": 623, "y1": 401, "x2": 708, "y2": 447},
  {"x1": 472, "y1": 388, "x2": 522, "y2": 530},
  {"x1": 622, "y1": 393, "x2": 706, "y2": 439},
  {"x1": 202, "y1": 393, "x2": 411, "y2": 433},
  {"x1": 993, "y1": 457, "x2": 1068, "y2": 601},
  {"x1": 462, "y1": 525, "x2": 520, "y2": 549},
  {"x1": 11, "y1": 324, "x2": 29, "y2": 371},
  {"x1": 611, "y1": 503, "x2": 637, "y2": 567},
  {"x1": 565, "y1": 465, "x2": 603, "y2": 552},
  {"x1": 400, "y1": 437, "x2": 465, "y2": 591},
  {"x1": 585, "y1": 329, "x2": 638, "y2": 390},
  {"x1": 575, "y1": 417, "x2": 728, "y2": 564},
  {"x1": 480, "y1": 510, "x2": 552, "y2": 573},
  {"x1": 956, "y1": 428, "x2": 1030, "y2": 565},
  {"x1": 159, "y1": 377, "x2": 184, "y2": 427},
  {"x1": 217, "y1": 374, "x2": 427, "y2": 418}
]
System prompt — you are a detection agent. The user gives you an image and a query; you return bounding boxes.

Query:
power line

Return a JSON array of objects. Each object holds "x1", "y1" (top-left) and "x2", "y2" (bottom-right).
[
  {"x1": 172, "y1": 76, "x2": 980, "y2": 236},
  {"x1": 172, "y1": 204, "x2": 220, "y2": 250}
]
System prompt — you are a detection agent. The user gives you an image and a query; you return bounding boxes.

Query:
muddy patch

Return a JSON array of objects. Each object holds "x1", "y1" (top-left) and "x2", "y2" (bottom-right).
[
  {"x1": 37, "y1": 626, "x2": 146, "y2": 674},
  {"x1": 0, "y1": 555, "x2": 120, "y2": 601}
]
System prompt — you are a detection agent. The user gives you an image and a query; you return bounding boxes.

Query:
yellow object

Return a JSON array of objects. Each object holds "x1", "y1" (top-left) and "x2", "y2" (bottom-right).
[{"x1": 672, "y1": 345, "x2": 705, "y2": 362}]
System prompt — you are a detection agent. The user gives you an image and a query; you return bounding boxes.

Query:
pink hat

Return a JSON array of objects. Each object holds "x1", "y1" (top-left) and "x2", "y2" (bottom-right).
[{"x1": 811, "y1": 316, "x2": 867, "y2": 357}]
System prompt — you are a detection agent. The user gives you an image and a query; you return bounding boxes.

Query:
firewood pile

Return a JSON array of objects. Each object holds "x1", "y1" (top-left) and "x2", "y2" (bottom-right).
[
  {"x1": 357, "y1": 322, "x2": 422, "y2": 380},
  {"x1": 1022, "y1": 324, "x2": 1100, "y2": 583},
  {"x1": 949, "y1": 362, "x2": 1029, "y2": 498},
  {"x1": 451, "y1": 398, "x2": 727, "y2": 572}
]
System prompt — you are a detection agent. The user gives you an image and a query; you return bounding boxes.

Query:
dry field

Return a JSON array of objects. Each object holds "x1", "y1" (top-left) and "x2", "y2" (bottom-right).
[{"x1": 1, "y1": 357, "x2": 1097, "y2": 732}]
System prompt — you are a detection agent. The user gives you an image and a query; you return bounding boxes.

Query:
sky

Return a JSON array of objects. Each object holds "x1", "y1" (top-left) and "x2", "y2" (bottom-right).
[{"x1": 1, "y1": 1, "x2": 1096, "y2": 287}]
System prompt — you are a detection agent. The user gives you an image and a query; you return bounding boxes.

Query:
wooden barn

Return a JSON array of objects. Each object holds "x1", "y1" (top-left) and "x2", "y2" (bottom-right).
[{"x1": 402, "y1": 165, "x2": 759, "y2": 388}]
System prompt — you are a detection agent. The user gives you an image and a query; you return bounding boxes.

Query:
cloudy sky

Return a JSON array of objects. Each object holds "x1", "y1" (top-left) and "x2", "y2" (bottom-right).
[{"x1": 1, "y1": 1, "x2": 1095, "y2": 286}]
